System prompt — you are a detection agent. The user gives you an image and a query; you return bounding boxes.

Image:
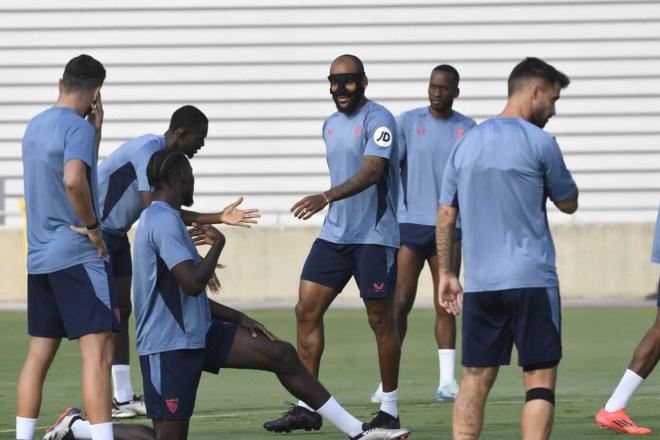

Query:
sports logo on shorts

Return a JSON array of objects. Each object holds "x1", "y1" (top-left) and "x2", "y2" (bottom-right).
[
  {"x1": 166, "y1": 398, "x2": 179, "y2": 414},
  {"x1": 372, "y1": 282, "x2": 385, "y2": 292},
  {"x1": 373, "y1": 126, "x2": 392, "y2": 147}
]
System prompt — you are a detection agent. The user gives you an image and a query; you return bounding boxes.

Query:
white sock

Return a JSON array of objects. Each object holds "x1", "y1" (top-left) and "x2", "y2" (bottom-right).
[
  {"x1": 72, "y1": 419, "x2": 93, "y2": 439},
  {"x1": 439, "y1": 349, "x2": 456, "y2": 388},
  {"x1": 112, "y1": 365, "x2": 134, "y2": 403},
  {"x1": 297, "y1": 400, "x2": 314, "y2": 412},
  {"x1": 15, "y1": 416, "x2": 37, "y2": 440},
  {"x1": 379, "y1": 389, "x2": 399, "y2": 418},
  {"x1": 605, "y1": 369, "x2": 644, "y2": 412},
  {"x1": 90, "y1": 422, "x2": 114, "y2": 440},
  {"x1": 316, "y1": 396, "x2": 363, "y2": 437}
]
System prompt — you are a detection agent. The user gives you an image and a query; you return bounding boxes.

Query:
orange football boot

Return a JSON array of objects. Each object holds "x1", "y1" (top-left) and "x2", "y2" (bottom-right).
[{"x1": 595, "y1": 407, "x2": 652, "y2": 435}]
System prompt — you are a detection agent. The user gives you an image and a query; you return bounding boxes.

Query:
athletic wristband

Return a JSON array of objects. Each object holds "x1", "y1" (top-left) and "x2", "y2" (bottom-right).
[
  {"x1": 321, "y1": 192, "x2": 331, "y2": 204},
  {"x1": 86, "y1": 220, "x2": 100, "y2": 230}
]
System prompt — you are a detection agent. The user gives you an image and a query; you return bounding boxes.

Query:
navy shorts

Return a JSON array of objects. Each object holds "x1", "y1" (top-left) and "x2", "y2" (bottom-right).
[
  {"x1": 399, "y1": 223, "x2": 461, "y2": 262},
  {"x1": 27, "y1": 260, "x2": 121, "y2": 339},
  {"x1": 102, "y1": 230, "x2": 132, "y2": 278},
  {"x1": 139, "y1": 320, "x2": 238, "y2": 420},
  {"x1": 462, "y1": 287, "x2": 562, "y2": 369},
  {"x1": 301, "y1": 239, "x2": 397, "y2": 299}
]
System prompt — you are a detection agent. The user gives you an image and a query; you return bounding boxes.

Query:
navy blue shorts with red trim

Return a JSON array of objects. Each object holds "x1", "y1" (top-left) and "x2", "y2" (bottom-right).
[
  {"x1": 27, "y1": 260, "x2": 120, "y2": 340},
  {"x1": 301, "y1": 239, "x2": 397, "y2": 299},
  {"x1": 139, "y1": 320, "x2": 238, "y2": 420}
]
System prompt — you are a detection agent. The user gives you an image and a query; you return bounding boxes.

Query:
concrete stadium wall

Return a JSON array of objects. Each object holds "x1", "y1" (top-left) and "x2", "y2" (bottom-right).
[{"x1": 1, "y1": 223, "x2": 657, "y2": 304}]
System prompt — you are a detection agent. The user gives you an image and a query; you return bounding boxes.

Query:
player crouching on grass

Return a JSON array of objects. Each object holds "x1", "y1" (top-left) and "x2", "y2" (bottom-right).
[{"x1": 42, "y1": 149, "x2": 410, "y2": 440}]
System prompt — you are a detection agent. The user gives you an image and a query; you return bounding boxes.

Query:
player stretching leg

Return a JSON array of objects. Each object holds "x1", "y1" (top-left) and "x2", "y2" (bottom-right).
[
  {"x1": 371, "y1": 65, "x2": 475, "y2": 404},
  {"x1": 16, "y1": 55, "x2": 118, "y2": 440},
  {"x1": 438, "y1": 57, "x2": 577, "y2": 440},
  {"x1": 264, "y1": 54, "x2": 402, "y2": 433},
  {"x1": 595, "y1": 206, "x2": 660, "y2": 436},
  {"x1": 97, "y1": 105, "x2": 259, "y2": 418},
  {"x1": 42, "y1": 150, "x2": 410, "y2": 440}
]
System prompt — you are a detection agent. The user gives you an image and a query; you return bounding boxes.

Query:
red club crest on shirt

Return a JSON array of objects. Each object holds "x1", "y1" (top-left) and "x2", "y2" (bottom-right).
[
  {"x1": 416, "y1": 128, "x2": 426, "y2": 136},
  {"x1": 455, "y1": 127, "x2": 465, "y2": 138},
  {"x1": 166, "y1": 398, "x2": 179, "y2": 414},
  {"x1": 355, "y1": 125, "x2": 363, "y2": 137},
  {"x1": 327, "y1": 128, "x2": 334, "y2": 136}
]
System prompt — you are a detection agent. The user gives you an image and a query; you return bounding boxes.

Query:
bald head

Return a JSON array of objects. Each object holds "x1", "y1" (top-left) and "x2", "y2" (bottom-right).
[{"x1": 330, "y1": 54, "x2": 364, "y2": 75}]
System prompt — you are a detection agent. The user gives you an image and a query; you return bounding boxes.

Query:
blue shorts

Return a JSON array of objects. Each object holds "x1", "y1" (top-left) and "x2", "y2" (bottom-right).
[
  {"x1": 399, "y1": 223, "x2": 461, "y2": 262},
  {"x1": 139, "y1": 320, "x2": 237, "y2": 420},
  {"x1": 462, "y1": 287, "x2": 562, "y2": 369},
  {"x1": 301, "y1": 239, "x2": 397, "y2": 299},
  {"x1": 27, "y1": 260, "x2": 121, "y2": 340},
  {"x1": 102, "y1": 230, "x2": 132, "y2": 278}
]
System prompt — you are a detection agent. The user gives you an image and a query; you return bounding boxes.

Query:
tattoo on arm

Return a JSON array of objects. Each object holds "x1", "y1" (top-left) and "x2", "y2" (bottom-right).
[
  {"x1": 436, "y1": 206, "x2": 457, "y2": 272},
  {"x1": 325, "y1": 156, "x2": 386, "y2": 203}
]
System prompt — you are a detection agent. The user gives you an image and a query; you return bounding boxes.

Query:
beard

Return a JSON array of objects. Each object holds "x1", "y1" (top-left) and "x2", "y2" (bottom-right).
[
  {"x1": 182, "y1": 193, "x2": 194, "y2": 207},
  {"x1": 332, "y1": 87, "x2": 365, "y2": 114}
]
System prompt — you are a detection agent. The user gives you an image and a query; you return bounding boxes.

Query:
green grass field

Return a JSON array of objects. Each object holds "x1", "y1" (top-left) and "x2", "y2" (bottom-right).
[{"x1": 1, "y1": 307, "x2": 659, "y2": 439}]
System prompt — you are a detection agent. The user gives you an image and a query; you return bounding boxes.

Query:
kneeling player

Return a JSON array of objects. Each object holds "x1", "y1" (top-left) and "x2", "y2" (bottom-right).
[{"x1": 40, "y1": 149, "x2": 411, "y2": 440}]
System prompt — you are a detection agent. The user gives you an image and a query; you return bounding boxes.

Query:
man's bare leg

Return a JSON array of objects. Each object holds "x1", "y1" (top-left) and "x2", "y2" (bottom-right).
[
  {"x1": 16, "y1": 337, "x2": 61, "y2": 418},
  {"x1": 453, "y1": 366, "x2": 498, "y2": 440},
  {"x1": 294, "y1": 280, "x2": 339, "y2": 377},
  {"x1": 393, "y1": 246, "x2": 424, "y2": 343},
  {"x1": 521, "y1": 367, "x2": 556, "y2": 440},
  {"x1": 79, "y1": 331, "x2": 114, "y2": 424}
]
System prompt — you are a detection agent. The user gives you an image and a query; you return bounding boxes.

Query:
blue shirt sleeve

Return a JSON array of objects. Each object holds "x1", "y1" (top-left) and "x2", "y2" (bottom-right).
[
  {"x1": 364, "y1": 108, "x2": 396, "y2": 160},
  {"x1": 396, "y1": 113, "x2": 407, "y2": 161},
  {"x1": 540, "y1": 138, "x2": 578, "y2": 203},
  {"x1": 152, "y1": 213, "x2": 195, "y2": 270},
  {"x1": 63, "y1": 123, "x2": 96, "y2": 167},
  {"x1": 439, "y1": 143, "x2": 460, "y2": 208},
  {"x1": 133, "y1": 142, "x2": 160, "y2": 192}
]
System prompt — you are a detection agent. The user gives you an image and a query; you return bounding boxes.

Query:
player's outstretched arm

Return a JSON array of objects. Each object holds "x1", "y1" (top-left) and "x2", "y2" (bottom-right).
[
  {"x1": 291, "y1": 155, "x2": 387, "y2": 220},
  {"x1": 171, "y1": 224, "x2": 225, "y2": 295},
  {"x1": 436, "y1": 204, "x2": 463, "y2": 315},
  {"x1": 180, "y1": 197, "x2": 261, "y2": 227}
]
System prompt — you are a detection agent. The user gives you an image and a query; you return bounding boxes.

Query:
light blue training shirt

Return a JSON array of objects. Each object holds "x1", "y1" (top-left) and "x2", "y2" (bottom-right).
[
  {"x1": 319, "y1": 100, "x2": 400, "y2": 248},
  {"x1": 440, "y1": 117, "x2": 577, "y2": 292},
  {"x1": 397, "y1": 107, "x2": 476, "y2": 226},
  {"x1": 132, "y1": 201, "x2": 211, "y2": 356},
  {"x1": 22, "y1": 106, "x2": 102, "y2": 274},
  {"x1": 98, "y1": 134, "x2": 166, "y2": 236}
]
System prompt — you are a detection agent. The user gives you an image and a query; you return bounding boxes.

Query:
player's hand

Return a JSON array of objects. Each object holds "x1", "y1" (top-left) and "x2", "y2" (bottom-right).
[
  {"x1": 239, "y1": 313, "x2": 279, "y2": 341},
  {"x1": 291, "y1": 193, "x2": 329, "y2": 220},
  {"x1": 86, "y1": 91, "x2": 104, "y2": 133},
  {"x1": 188, "y1": 223, "x2": 226, "y2": 247},
  {"x1": 219, "y1": 197, "x2": 261, "y2": 228},
  {"x1": 70, "y1": 225, "x2": 107, "y2": 258},
  {"x1": 437, "y1": 270, "x2": 463, "y2": 316},
  {"x1": 207, "y1": 272, "x2": 221, "y2": 295}
]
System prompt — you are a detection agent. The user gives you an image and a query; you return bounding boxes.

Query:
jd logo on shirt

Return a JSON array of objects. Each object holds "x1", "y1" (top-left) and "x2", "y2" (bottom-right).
[{"x1": 374, "y1": 126, "x2": 392, "y2": 147}]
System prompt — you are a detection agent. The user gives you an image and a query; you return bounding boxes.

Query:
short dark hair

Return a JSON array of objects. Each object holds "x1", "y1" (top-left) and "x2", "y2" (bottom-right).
[
  {"x1": 169, "y1": 105, "x2": 208, "y2": 131},
  {"x1": 431, "y1": 64, "x2": 460, "y2": 86},
  {"x1": 62, "y1": 54, "x2": 106, "y2": 91},
  {"x1": 146, "y1": 149, "x2": 190, "y2": 190},
  {"x1": 331, "y1": 54, "x2": 365, "y2": 74},
  {"x1": 508, "y1": 57, "x2": 570, "y2": 97}
]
